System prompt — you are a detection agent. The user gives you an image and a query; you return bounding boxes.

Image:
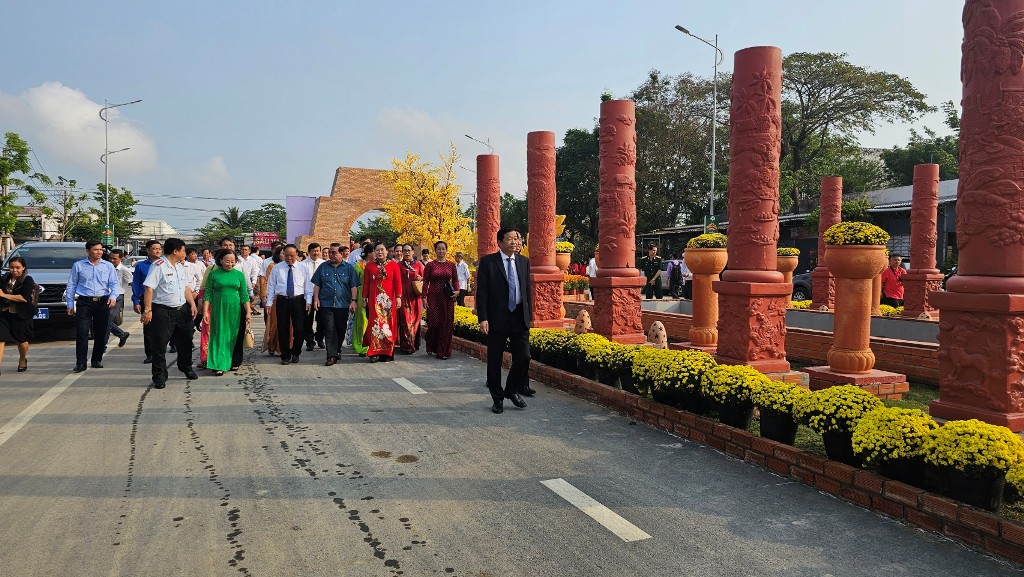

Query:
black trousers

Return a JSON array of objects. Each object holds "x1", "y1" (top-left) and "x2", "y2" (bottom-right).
[
  {"x1": 320, "y1": 307, "x2": 350, "y2": 360},
  {"x1": 644, "y1": 281, "x2": 663, "y2": 299},
  {"x1": 151, "y1": 304, "x2": 195, "y2": 385},
  {"x1": 276, "y1": 296, "x2": 307, "y2": 358},
  {"x1": 305, "y1": 306, "x2": 323, "y2": 345},
  {"x1": 456, "y1": 289, "x2": 468, "y2": 307},
  {"x1": 881, "y1": 297, "x2": 904, "y2": 307},
  {"x1": 75, "y1": 297, "x2": 110, "y2": 367},
  {"x1": 485, "y1": 304, "x2": 531, "y2": 402}
]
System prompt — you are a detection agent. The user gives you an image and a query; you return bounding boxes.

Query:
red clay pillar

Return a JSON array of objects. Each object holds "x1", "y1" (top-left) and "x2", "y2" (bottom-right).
[
  {"x1": 931, "y1": 0, "x2": 1024, "y2": 430},
  {"x1": 591, "y1": 99, "x2": 646, "y2": 344},
  {"x1": 811, "y1": 176, "x2": 841, "y2": 310},
  {"x1": 712, "y1": 46, "x2": 791, "y2": 373},
  {"x1": 476, "y1": 154, "x2": 501, "y2": 258},
  {"x1": 527, "y1": 131, "x2": 564, "y2": 328},
  {"x1": 902, "y1": 164, "x2": 943, "y2": 320}
]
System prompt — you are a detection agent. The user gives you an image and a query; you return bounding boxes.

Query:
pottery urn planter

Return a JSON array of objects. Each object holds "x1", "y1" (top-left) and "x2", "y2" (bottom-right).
[{"x1": 685, "y1": 247, "x2": 728, "y2": 346}]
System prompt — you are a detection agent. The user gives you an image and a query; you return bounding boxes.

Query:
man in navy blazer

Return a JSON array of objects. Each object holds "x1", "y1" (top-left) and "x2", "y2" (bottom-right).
[{"x1": 476, "y1": 227, "x2": 534, "y2": 414}]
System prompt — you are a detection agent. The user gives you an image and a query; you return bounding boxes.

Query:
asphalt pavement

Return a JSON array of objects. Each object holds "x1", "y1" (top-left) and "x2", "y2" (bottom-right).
[{"x1": 0, "y1": 320, "x2": 1019, "y2": 576}]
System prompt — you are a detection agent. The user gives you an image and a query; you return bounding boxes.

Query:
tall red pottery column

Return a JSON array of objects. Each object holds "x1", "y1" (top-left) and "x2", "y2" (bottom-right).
[
  {"x1": 591, "y1": 99, "x2": 646, "y2": 344},
  {"x1": 476, "y1": 154, "x2": 501, "y2": 259},
  {"x1": 931, "y1": 0, "x2": 1024, "y2": 430},
  {"x1": 712, "y1": 46, "x2": 791, "y2": 373},
  {"x1": 811, "y1": 176, "x2": 841, "y2": 310},
  {"x1": 902, "y1": 163, "x2": 944, "y2": 320},
  {"x1": 526, "y1": 131, "x2": 564, "y2": 328}
]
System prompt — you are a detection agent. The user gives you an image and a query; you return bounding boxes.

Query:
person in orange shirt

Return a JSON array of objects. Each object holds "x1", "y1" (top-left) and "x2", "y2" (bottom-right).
[{"x1": 880, "y1": 253, "x2": 906, "y2": 307}]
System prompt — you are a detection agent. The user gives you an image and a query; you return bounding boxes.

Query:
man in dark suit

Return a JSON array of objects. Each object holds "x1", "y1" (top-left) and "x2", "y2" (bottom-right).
[{"x1": 476, "y1": 227, "x2": 534, "y2": 414}]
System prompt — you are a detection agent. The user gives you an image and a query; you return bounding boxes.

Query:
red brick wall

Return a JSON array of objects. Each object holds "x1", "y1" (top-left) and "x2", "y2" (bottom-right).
[{"x1": 563, "y1": 302, "x2": 939, "y2": 386}]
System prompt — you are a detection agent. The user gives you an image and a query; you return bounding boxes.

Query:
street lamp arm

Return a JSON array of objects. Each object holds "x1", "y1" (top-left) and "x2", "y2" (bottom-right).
[
  {"x1": 674, "y1": 25, "x2": 724, "y2": 65},
  {"x1": 99, "y1": 99, "x2": 143, "y2": 121},
  {"x1": 464, "y1": 134, "x2": 494, "y2": 155}
]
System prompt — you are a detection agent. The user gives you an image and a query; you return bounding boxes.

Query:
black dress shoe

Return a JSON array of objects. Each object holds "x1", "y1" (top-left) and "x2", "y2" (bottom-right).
[
  {"x1": 118, "y1": 333, "x2": 130, "y2": 348},
  {"x1": 316, "y1": 339, "x2": 325, "y2": 349},
  {"x1": 291, "y1": 354, "x2": 300, "y2": 363},
  {"x1": 521, "y1": 386, "x2": 537, "y2": 397},
  {"x1": 280, "y1": 358, "x2": 290, "y2": 365},
  {"x1": 91, "y1": 362, "x2": 104, "y2": 369},
  {"x1": 305, "y1": 342, "x2": 314, "y2": 352},
  {"x1": 325, "y1": 357, "x2": 336, "y2": 366},
  {"x1": 143, "y1": 356, "x2": 153, "y2": 364},
  {"x1": 369, "y1": 356, "x2": 379, "y2": 363},
  {"x1": 184, "y1": 369, "x2": 199, "y2": 380},
  {"x1": 491, "y1": 401, "x2": 504, "y2": 414},
  {"x1": 153, "y1": 381, "x2": 166, "y2": 389},
  {"x1": 506, "y1": 393, "x2": 527, "y2": 409},
  {"x1": 72, "y1": 365, "x2": 87, "y2": 373},
  {"x1": 169, "y1": 345, "x2": 177, "y2": 353}
]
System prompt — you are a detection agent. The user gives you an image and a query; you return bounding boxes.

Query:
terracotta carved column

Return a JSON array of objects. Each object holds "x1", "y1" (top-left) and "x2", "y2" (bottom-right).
[
  {"x1": 712, "y1": 46, "x2": 791, "y2": 373},
  {"x1": 526, "y1": 131, "x2": 564, "y2": 328},
  {"x1": 591, "y1": 99, "x2": 646, "y2": 344},
  {"x1": 811, "y1": 176, "x2": 841, "y2": 310},
  {"x1": 931, "y1": 0, "x2": 1024, "y2": 430},
  {"x1": 476, "y1": 154, "x2": 501, "y2": 258},
  {"x1": 902, "y1": 164, "x2": 944, "y2": 320}
]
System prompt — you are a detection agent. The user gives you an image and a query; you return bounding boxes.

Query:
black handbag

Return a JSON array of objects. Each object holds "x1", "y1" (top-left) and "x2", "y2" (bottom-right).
[{"x1": 443, "y1": 280, "x2": 456, "y2": 298}]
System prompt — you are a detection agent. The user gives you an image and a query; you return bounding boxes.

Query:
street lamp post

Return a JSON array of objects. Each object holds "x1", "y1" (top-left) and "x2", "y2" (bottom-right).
[
  {"x1": 99, "y1": 98, "x2": 141, "y2": 245},
  {"x1": 675, "y1": 25, "x2": 724, "y2": 225}
]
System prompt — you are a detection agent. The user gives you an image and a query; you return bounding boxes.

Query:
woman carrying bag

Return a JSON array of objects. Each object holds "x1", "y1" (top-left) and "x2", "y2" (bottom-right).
[{"x1": 0, "y1": 256, "x2": 37, "y2": 374}]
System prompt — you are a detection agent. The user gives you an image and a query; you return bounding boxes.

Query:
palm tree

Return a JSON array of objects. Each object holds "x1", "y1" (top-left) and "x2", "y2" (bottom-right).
[{"x1": 210, "y1": 207, "x2": 244, "y2": 229}]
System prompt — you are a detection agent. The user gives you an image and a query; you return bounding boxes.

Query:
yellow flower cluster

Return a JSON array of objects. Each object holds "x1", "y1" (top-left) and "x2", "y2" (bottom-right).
[
  {"x1": 686, "y1": 233, "x2": 728, "y2": 249},
  {"x1": 793, "y1": 385, "x2": 884, "y2": 434},
  {"x1": 555, "y1": 241, "x2": 576, "y2": 253},
  {"x1": 921, "y1": 419, "x2": 1024, "y2": 473},
  {"x1": 822, "y1": 221, "x2": 891, "y2": 246},
  {"x1": 632, "y1": 348, "x2": 717, "y2": 396},
  {"x1": 878, "y1": 304, "x2": 904, "y2": 317},
  {"x1": 750, "y1": 381, "x2": 811, "y2": 414},
  {"x1": 777, "y1": 247, "x2": 801, "y2": 256},
  {"x1": 851, "y1": 407, "x2": 939, "y2": 466},
  {"x1": 1007, "y1": 465, "x2": 1024, "y2": 495},
  {"x1": 563, "y1": 274, "x2": 590, "y2": 291},
  {"x1": 607, "y1": 343, "x2": 642, "y2": 374},
  {"x1": 790, "y1": 300, "x2": 812, "y2": 309},
  {"x1": 575, "y1": 333, "x2": 611, "y2": 364},
  {"x1": 699, "y1": 364, "x2": 774, "y2": 405},
  {"x1": 454, "y1": 305, "x2": 482, "y2": 338}
]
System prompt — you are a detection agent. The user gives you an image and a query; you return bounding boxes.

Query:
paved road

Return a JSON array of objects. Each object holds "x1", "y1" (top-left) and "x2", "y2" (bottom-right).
[{"x1": 0, "y1": 321, "x2": 1019, "y2": 576}]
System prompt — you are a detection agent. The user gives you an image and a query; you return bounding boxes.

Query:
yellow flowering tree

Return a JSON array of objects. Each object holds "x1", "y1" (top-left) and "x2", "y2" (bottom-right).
[{"x1": 380, "y1": 144, "x2": 476, "y2": 260}]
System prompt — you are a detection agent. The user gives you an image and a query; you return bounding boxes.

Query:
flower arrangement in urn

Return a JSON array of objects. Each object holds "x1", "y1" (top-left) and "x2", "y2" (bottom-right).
[
  {"x1": 777, "y1": 247, "x2": 800, "y2": 256},
  {"x1": 555, "y1": 241, "x2": 575, "y2": 253},
  {"x1": 686, "y1": 233, "x2": 728, "y2": 249},
  {"x1": 822, "y1": 222, "x2": 890, "y2": 246}
]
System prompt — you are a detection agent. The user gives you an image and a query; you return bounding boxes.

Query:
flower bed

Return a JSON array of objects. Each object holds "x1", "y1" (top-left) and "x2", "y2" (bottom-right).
[
  {"x1": 823, "y1": 221, "x2": 891, "y2": 246},
  {"x1": 790, "y1": 299, "x2": 812, "y2": 310},
  {"x1": 686, "y1": 233, "x2": 728, "y2": 249},
  {"x1": 777, "y1": 247, "x2": 801, "y2": 256}
]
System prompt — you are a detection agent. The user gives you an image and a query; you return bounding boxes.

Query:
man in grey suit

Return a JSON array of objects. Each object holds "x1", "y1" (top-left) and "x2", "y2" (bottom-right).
[{"x1": 476, "y1": 227, "x2": 534, "y2": 414}]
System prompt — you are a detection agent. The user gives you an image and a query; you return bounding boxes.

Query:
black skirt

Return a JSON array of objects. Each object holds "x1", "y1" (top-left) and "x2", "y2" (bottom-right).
[{"x1": 0, "y1": 310, "x2": 32, "y2": 343}]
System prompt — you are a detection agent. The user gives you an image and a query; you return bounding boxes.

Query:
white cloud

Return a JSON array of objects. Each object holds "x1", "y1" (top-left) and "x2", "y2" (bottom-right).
[
  {"x1": 0, "y1": 82, "x2": 157, "y2": 176},
  {"x1": 192, "y1": 155, "x2": 230, "y2": 190}
]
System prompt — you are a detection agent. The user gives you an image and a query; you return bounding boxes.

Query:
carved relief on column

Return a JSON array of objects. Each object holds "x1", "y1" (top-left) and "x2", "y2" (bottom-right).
[
  {"x1": 931, "y1": 0, "x2": 1024, "y2": 430},
  {"x1": 591, "y1": 99, "x2": 645, "y2": 344},
  {"x1": 527, "y1": 131, "x2": 565, "y2": 328},
  {"x1": 811, "y1": 176, "x2": 842, "y2": 310},
  {"x1": 476, "y1": 154, "x2": 501, "y2": 259},
  {"x1": 902, "y1": 164, "x2": 944, "y2": 319}
]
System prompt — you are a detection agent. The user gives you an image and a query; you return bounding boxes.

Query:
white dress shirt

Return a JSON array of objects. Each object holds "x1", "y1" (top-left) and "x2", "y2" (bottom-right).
[
  {"x1": 300, "y1": 257, "x2": 324, "y2": 279},
  {"x1": 456, "y1": 260, "x2": 471, "y2": 289},
  {"x1": 184, "y1": 260, "x2": 207, "y2": 292},
  {"x1": 266, "y1": 262, "x2": 314, "y2": 305},
  {"x1": 587, "y1": 257, "x2": 598, "y2": 278},
  {"x1": 116, "y1": 263, "x2": 133, "y2": 300},
  {"x1": 347, "y1": 248, "x2": 363, "y2": 265},
  {"x1": 501, "y1": 253, "x2": 523, "y2": 306}
]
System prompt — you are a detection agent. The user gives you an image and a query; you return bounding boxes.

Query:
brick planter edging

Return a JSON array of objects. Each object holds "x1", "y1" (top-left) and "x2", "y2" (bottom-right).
[{"x1": 451, "y1": 335, "x2": 1024, "y2": 567}]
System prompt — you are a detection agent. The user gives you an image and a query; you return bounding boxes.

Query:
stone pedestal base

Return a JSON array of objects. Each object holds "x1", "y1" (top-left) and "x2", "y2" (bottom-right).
[
  {"x1": 531, "y1": 272, "x2": 566, "y2": 329},
  {"x1": 929, "y1": 290, "x2": 1024, "y2": 431},
  {"x1": 901, "y1": 271, "x2": 944, "y2": 320},
  {"x1": 712, "y1": 280, "x2": 792, "y2": 373},
  {"x1": 591, "y1": 275, "x2": 647, "y2": 344},
  {"x1": 765, "y1": 370, "x2": 809, "y2": 388},
  {"x1": 810, "y1": 268, "x2": 834, "y2": 310},
  {"x1": 802, "y1": 366, "x2": 909, "y2": 400},
  {"x1": 670, "y1": 342, "x2": 717, "y2": 355}
]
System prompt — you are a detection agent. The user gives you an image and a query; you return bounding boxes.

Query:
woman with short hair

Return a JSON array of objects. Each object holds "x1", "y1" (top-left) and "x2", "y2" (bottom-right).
[{"x1": 0, "y1": 256, "x2": 36, "y2": 374}]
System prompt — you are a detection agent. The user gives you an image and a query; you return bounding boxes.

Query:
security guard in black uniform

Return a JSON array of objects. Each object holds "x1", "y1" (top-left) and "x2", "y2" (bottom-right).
[{"x1": 141, "y1": 237, "x2": 199, "y2": 389}]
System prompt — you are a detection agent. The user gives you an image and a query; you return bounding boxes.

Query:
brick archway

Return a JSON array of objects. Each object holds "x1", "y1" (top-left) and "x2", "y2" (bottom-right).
[{"x1": 296, "y1": 167, "x2": 392, "y2": 250}]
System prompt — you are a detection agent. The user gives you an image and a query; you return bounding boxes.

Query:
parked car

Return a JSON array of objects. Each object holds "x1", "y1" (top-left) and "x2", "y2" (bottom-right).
[
  {"x1": 1, "y1": 242, "x2": 88, "y2": 328},
  {"x1": 792, "y1": 272, "x2": 812, "y2": 302}
]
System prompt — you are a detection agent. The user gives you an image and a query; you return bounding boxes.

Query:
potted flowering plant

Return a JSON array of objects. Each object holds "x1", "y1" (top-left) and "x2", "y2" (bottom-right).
[
  {"x1": 921, "y1": 419, "x2": 1024, "y2": 511},
  {"x1": 547, "y1": 331, "x2": 578, "y2": 373},
  {"x1": 750, "y1": 381, "x2": 811, "y2": 445},
  {"x1": 1006, "y1": 465, "x2": 1024, "y2": 504},
  {"x1": 776, "y1": 247, "x2": 800, "y2": 306},
  {"x1": 648, "y1": 349, "x2": 717, "y2": 413},
  {"x1": 684, "y1": 234, "x2": 729, "y2": 347},
  {"x1": 529, "y1": 328, "x2": 555, "y2": 364},
  {"x1": 608, "y1": 343, "x2": 641, "y2": 393},
  {"x1": 793, "y1": 385, "x2": 884, "y2": 467},
  {"x1": 582, "y1": 336, "x2": 617, "y2": 386},
  {"x1": 789, "y1": 300, "x2": 812, "y2": 310},
  {"x1": 699, "y1": 365, "x2": 772, "y2": 430},
  {"x1": 851, "y1": 407, "x2": 938, "y2": 487},
  {"x1": 555, "y1": 240, "x2": 575, "y2": 273},
  {"x1": 631, "y1": 348, "x2": 679, "y2": 399},
  {"x1": 574, "y1": 333, "x2": 611, "y2": 379}
]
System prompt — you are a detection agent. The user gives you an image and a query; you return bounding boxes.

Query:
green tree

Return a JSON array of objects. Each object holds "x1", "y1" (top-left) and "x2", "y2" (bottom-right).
[
  {"x1": 193, "y1": 222, "x2": 243, "y2": 246},
  {"x1": 500, "y1": 192, "x2": 528, "y2": 234},
  {"x1": 780, "y1": 52, "x2": 931, "y2": 210},
  {"x1": 71, "y1": 183, "x2": 142, "y2": 241},
  {"x1": 879, "y1": 101, "x2": 961, "y2": 186},
  {"x1": 0, "y1": 132, "x2": 49, "y2": 244},
  {"x1": 37, "y1": 176, "x2": 90, "y2": 241},
  {"x1": 210, "y1": 207, "x2": 244, "y2": 229},
  {"x1": 803, "y1": 195, "x2": 875, "y2": 231},
  {"x1": 241, "y1": 203, "x2": 286, "y2": 236},
  {"x1": 351, "y1": 214, "x2": 400, "y2": 249},
  {"x1": 555, "y1": 127, "x2": 600, "y2": 249}
]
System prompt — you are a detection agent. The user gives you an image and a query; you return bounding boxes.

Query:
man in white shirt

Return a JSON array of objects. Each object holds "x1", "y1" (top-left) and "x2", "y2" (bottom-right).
[
  {"x1": 455, "y1": 251, "x2": 471, "y2": 307},
  {"x1": 301, "y1": 243, "x2": 325, "y2": 350},
  {"x1": 107, "y1": 249, "x2": 133, "y2": 348},
  {"x1": 258, "y1": 241, "x2": 284, "y2": 307},
  {"x1": 238, "y1": 244, "x2": 259, "y2": 315},
  {"x1": 266, "y1": 244, "x2": 314, "y2": 364},
  {"x1": 586, "y1": 247, "x2": 598, "y2": 300}
]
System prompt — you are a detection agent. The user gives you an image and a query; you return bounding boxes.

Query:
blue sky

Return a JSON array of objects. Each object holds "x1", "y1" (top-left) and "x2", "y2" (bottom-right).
[{"x1": 0, "y1": 1, "x2": 963, "y2": 236}]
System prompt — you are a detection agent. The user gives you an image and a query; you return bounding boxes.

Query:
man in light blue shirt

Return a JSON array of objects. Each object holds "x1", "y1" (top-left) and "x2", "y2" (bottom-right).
[{"x1": 66, "y1": 240, "x2": 120, "y2": 372}]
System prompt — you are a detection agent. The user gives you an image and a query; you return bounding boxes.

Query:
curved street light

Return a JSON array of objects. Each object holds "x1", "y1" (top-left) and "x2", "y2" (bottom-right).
[
  {"x1": 99, "y1": 98, "x2": 141, "y2": 244},
  {"x1": 675, "y1": 25, "x2": 724, "y2": 223},
  {"x1": 464, "y1": 134, "x2": 494, "y2": 155}
]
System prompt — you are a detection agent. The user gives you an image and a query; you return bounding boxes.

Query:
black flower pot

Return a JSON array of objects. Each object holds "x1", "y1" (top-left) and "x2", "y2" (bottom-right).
[
  {"x1": 578, "y1": 360, "x2": 597, "y2": 380},
  {"x1": 758, "y1": 409, "x2": 799, "y2": 445},
  {"x1": 556, "y1": 355, "x2": 576, "y2": 373},
  {"x1": 651, "y1": 387, "x2": 677, "y2": 407},
  {"x1": 718, "y1": 402, "x2": 755, "y2": 430},
  {"x1": 676, "y1": 390, "x2": 710, "y2": 416},
  {"x1": 946, "y1": 467, "x2": 1005, "y2": 512},
  {"x1": 822, "y1": 430, "x2": 861, "y2": 468},
  {"x1": 619, "y1": 372, "x2": 639, "y2": 394},
  {"x1": 878, "y1": 456, "x2": 926, "y2": 489},
  {"x1": 597, "y1": 367, "x2": 618, "y2": 387}
]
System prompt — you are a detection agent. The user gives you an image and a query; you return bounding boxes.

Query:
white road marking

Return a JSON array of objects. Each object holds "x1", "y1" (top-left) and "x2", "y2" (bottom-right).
[
  {"x1": 0, "y1": 372, "x2": 81, "y2": 448},
  {"x1": 392, "y1": 377, "x2": 427, "y2": 395},
  {"x1": 541, "y1": 478, "x2": 652, "y2": 542}
]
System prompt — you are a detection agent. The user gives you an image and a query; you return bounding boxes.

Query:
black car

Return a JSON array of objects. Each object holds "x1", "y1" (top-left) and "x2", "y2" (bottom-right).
[{"x1": 792, "y1": 272, "x2": 811, "y2": 302}]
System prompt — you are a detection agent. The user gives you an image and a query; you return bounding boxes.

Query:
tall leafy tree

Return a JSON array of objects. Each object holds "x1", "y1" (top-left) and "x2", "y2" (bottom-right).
[
  {"x1": 780, "y1": 52, "x2": 931, "y2": 210},
  {"x1": 500, "y1": 192, "x2": 528, "y2": 234},
  {"x1": 71, "y1": 183, "x2": 142, "y2": 241},
  {"x1": 0, "y1": 132, "x2": 49, "y2": 245},
  {"x1": 880, "y1": 101, "x2": 960, "y2": 186},
  {"x1": 555, "y1": 127, "x2": 600, "y2": 250},
  {"x1": 37, "y1": 176, "x2": 89, "y2": 241},
  {"x1": 351, "y1": 215, "x2": 400, "y2": 249},
  {"x1": 240, "y1": 203, "x2": 286, "y2": 236},
  {"x1": 379, "y1": 144, "x2": 476, "y2": 260},
  {"x1": 210, "y1": 207, "x2": 244, "y2": 229}
]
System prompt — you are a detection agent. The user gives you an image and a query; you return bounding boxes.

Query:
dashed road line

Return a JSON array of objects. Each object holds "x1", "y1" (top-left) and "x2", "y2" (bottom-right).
[
  {"x1": 541, "y1": 478, "x2": 652, "y2": 542},
  {"x1": 392, "y1": 377, "x2": 427, "y2": 395},
  {"x1": 0, "y1": 372, "x2": 82, "y2": 448}
]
